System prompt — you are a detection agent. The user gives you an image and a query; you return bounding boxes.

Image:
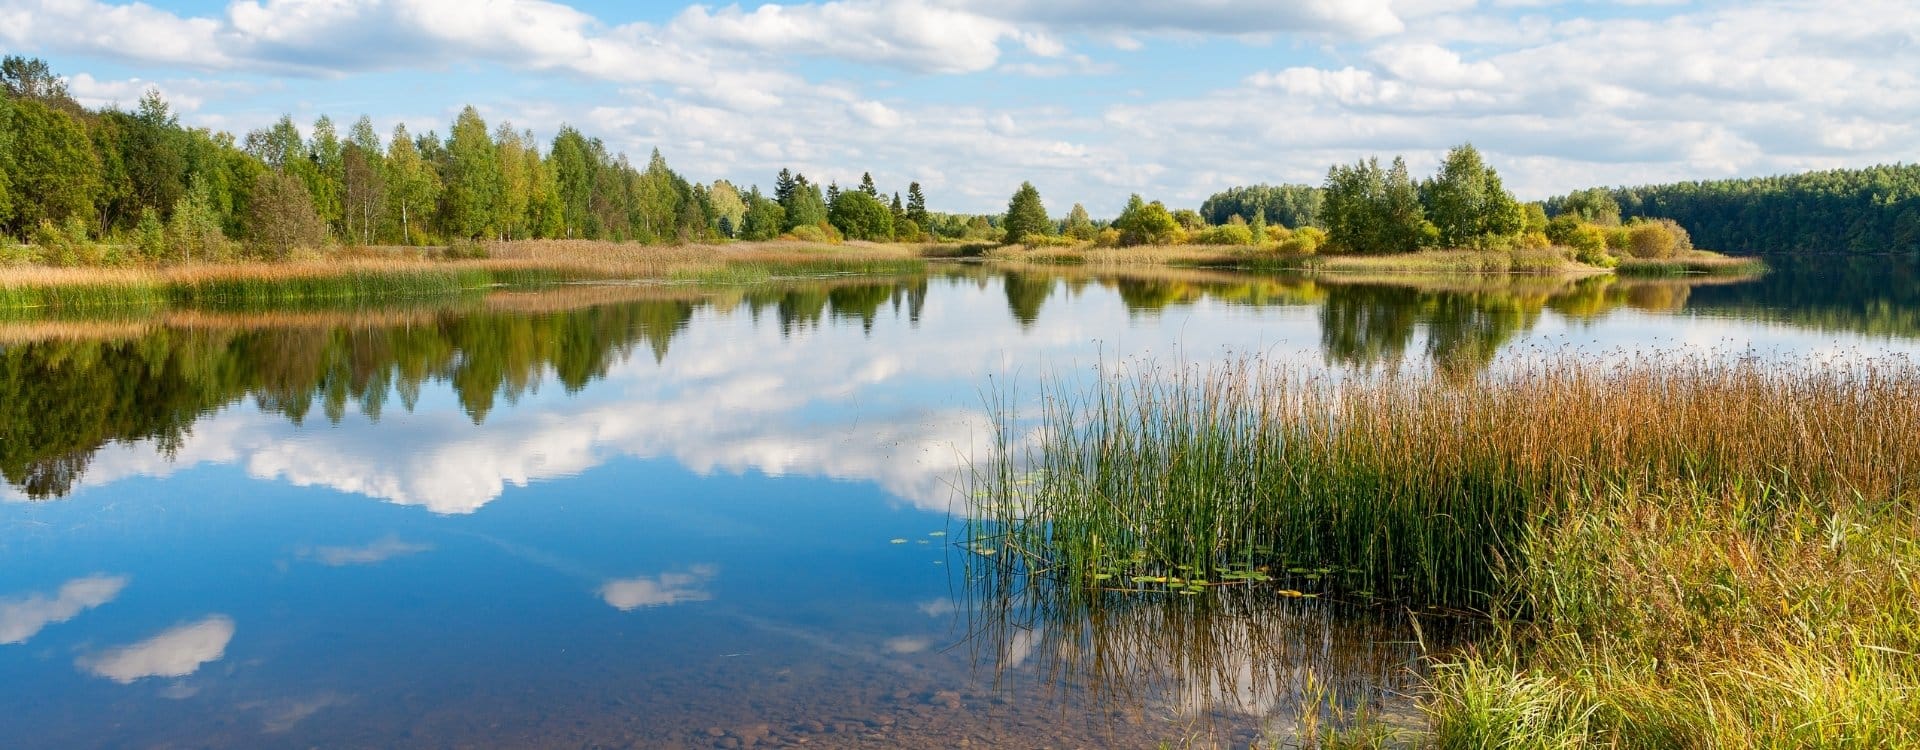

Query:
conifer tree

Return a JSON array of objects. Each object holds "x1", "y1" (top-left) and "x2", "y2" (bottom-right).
[
  {"x1": 1002, "y1": 181, "x2": 1050, "y2": 244},
  {"x1": 906, "y1": 181, "x2": 927, "y2": 226}
]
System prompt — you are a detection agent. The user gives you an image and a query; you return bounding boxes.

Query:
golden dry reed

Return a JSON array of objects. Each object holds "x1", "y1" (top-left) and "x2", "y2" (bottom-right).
[{"x1": 0, "y1": 240, "x2": 931, "y2": 312}]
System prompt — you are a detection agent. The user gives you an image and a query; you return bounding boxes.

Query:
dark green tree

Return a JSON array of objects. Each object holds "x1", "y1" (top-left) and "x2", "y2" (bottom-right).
[
  {"x1": 0, "y1": 97, "x2": 99, "y2": 236},
  {"x1": 549, "y1": 126, "x2": 595, "y2": 239},
  {"x1": 828, "y1": 188, "x2": 893, "y2": 241},
  {"x1": 1002, "y1": 181, "x2": 1050, "y2": 244},
  {"x1": 906, "y1": 181, "x2": 927, "y2": 226},
  {"x1": 782, "y1": 176, "x2": 827, "y2": 230},
  {"x1": 741, "y1": 187, "x2": 785, "y2": 240},
  {"x1": 442, "y1": 106, "x2": 499, "y2": 239},
  {"x1": 1113, "y1": 194, "x2": 1181, "y2": 246}
]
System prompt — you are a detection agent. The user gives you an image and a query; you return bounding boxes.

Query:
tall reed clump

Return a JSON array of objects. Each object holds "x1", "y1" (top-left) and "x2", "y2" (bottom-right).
[
  {"x1": 165, "y1": 266, "x2": 500, "y2": 308},
  {"x1": 973, "y1": 352, "x2": 1920, "y2": 745}
]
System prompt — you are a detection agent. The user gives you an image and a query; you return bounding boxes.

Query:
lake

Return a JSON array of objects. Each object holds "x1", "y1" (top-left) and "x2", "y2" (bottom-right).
[{"x1": 3, "y1": 257, "x2": 1918, "y2": 748}]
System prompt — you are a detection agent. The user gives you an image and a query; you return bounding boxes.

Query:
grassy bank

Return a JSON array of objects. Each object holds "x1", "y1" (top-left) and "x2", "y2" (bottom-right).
[
  {"x1": 1615, "y1": 249, "x2": 1769, "y2": 277},
  {"x1": 973, "y1": 353, "x2": 1919, "y2": 746},
  {"x1": 0, "y1": 240, "x2": 930, "y2": 313}
]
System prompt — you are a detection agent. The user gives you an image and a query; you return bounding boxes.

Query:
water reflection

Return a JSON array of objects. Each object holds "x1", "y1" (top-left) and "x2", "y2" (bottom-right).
[
  {"x1": 1, "y1": 263, "x2": 1906, "y2": 506},
  {"x1": 297, "y1": 537, "x2": 433, "y2": 567},
  {"x1": 4, "y1": 260, "x2": 1918, "y2": 748},
  {"x1": 78, "y1": 614, "x2": 235, "y2": 683},
  {"x1": 599, "y1": 566, "x2": 719, "y2": 610},
  {"x1": 956, "y1": 567, "x2": 1431, "y2": 744},
  {"x1": 0, "y1": 574, "x2": 128, "y2": 644}
]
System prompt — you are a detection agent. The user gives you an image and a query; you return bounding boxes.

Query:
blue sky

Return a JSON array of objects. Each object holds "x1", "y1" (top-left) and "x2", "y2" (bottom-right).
[{"x1": 2, "y1": 0, "x2": 1916, "y2": 215}]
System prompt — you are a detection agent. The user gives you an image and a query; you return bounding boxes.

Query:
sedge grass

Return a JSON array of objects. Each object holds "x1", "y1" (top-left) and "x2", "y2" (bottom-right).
[
  {"x1": 1614, "y1": 250, "x2": 1768, "y2": 278},
  {"x1": 972, "y1": 351, "x2": 1920, "y2": 745}
]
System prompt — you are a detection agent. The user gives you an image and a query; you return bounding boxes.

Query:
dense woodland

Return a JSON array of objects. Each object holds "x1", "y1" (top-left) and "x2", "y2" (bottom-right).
[
  {"x1": 1547, "y1": 165, "x2": 1920, "y2": 255},
  {"x1": 0, "y1": 57, "x2": 995, "y2": 263}
]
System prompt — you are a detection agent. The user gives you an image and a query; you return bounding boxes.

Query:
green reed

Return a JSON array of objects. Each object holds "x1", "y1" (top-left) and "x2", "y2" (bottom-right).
[
  {"x1": 165, "y1": 268, "x2": 500, "y2": 308},
  {"x1": 974, "y1": 353, "x2": 1920, "y2": 610},
  {"x1": 972, "y1": 351, "x2": 1920, "y2": 746}
]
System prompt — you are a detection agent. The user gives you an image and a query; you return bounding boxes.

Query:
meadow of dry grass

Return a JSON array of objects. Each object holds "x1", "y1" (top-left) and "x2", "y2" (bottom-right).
[{"x1": 0, "y1": 239, "x2": 936, "y2": 311}]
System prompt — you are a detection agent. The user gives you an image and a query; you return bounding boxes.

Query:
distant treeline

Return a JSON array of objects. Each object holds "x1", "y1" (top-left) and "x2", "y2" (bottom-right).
[
  {"x1": 1198, "y1": 184, "x2": 1322, "y2": 229},
  {"x1": 1548, "y1": 165, "x2": 1920, "y2": 255},
  {"x1": 0, "y1": 56, "x2": 999, "y2": 264}
]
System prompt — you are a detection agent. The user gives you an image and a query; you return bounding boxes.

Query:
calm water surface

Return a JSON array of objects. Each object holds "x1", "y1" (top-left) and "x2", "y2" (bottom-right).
[{"x1": 3, "y1": 259, "x2": 1917, "y2": 748}]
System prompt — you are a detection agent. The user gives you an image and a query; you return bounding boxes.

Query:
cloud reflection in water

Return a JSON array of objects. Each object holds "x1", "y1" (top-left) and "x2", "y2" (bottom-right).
[
  {"x1": 79, "y1": 615, "x2": 235, "y2": 684},
  {"x1": 0, "y1": 575, "x2": 128, "y2": 645},
  {"x1": 599, "y1": 565, "x2": 718, "y2": 611}
]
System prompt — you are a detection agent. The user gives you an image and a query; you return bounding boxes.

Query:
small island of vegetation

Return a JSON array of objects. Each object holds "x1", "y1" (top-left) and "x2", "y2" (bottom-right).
[{"x1": 987, "y1": 144, "x2": 1759, "y2": 279}]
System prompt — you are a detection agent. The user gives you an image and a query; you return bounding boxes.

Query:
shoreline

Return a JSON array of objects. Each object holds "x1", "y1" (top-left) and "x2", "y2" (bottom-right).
[{"x1": 0, "y1": 239, "x2": 1766, "y2": 313}]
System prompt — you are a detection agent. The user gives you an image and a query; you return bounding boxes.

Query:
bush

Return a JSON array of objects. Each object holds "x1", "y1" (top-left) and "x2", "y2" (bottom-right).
[
  {"x1": 33, "y1": 217, "x2": 106, "y2": 267},
  {"x1": 1019, "y1": 233, "x2": 1079, "y2": 248},
  {"x1": 786, "y1": 223, "x2": 841, "y2": 244},
  {"x1": 1190, "y1": 224, "x2": 1254, "y2": 246},
  {"x1": 1625, "y1": 222, "x2": 1679, "y2": 259},
  {"x1": 1093, "y1": 227, "x2": 1122, "y2": 247},
  {"x1": 0, "y1": 241, "x2": 36, "y2": 265},
  {"x1": 135, "y1": 208, "x2": 167, "y2": 261},
  {"x1": 894, "y1": 219, "x2": 924, "y2": 243},
  {"x1": 1279, "y1": 234, "x2": 1319, "y2": 254},
  {"x1": 1605, "y1": 226, "x2": 1632, "y2": 251},
  {"x1": 1567, "y1": 224, "x2": 1617, "y2": 267},
  {"x1": 1286, "y1": 226, "x2": 1329, "y2": 254},
  {"x1": 1517, "y1": 231, "x2": 1552, "y2": 250},
  {"x1": 1628, "y1": 218, "x2": 1689, "y2": 257},
  {"x1": 1114, "y1": 196, "x2": 1183, "y2": 246},
  {"x1": 1266, "y1": 225, "x2": 1293, "y2": 244},
  {"x1": 169, "y1": 185, "x2": 234, "y2": 263},
  {"x1": 1545, "y1": 215, "x2": 1583, "y2": 246}
]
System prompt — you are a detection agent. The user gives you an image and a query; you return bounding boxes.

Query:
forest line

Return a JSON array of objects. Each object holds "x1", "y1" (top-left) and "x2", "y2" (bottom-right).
[{"x1": 0, "y1": 55, "x2": 1908, "y2": 270}]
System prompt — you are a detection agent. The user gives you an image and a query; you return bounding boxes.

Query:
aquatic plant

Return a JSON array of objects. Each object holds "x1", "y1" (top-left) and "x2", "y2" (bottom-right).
[{"x1": 970, "y1": 350, "x2": 1920, "y2": 745}]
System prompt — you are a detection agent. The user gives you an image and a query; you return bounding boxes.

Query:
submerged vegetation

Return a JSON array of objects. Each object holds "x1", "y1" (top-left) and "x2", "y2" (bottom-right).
[{"x1": 973, "y1": 353, "x2": 1920, "y2": 746}]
